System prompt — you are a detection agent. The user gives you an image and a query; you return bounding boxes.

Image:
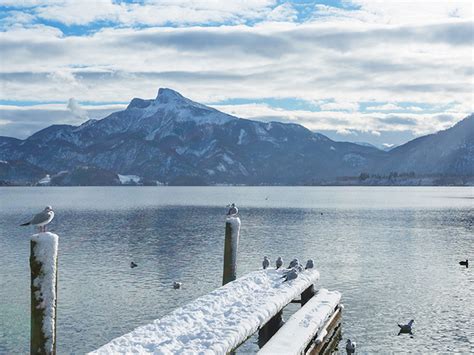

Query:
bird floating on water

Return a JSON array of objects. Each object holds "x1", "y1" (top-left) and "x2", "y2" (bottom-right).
[
  {"x1": 275, "y1": 256, "x2": 283, "y2": 269},
  {"x1": 130, "y1": 262, "x2": 138, "y2": 268},
  {"x1": 398, "y1": 320, "x2": 414, "y2": 335},
  {"x1": 20, "y1": 206, "x2": 54, "y2": 232},
  {"x1": 226, "y1": 203, "x2": 238, "y2": 216},
  {"x1": 173, "y1": 281, "x2": 182, "y2": 289},
  {"x1": 459, "y1": 259, "x2": 468, "y2": 268},
  {"x1": 345, "y1": 339, "x2": 356, "y2": 354},
  {"x1": 305, "y1": 259, "x2": 314, "y2": 270},
  {"x1": 262, "y1": 256, "x2": 270, "y2": 269}
]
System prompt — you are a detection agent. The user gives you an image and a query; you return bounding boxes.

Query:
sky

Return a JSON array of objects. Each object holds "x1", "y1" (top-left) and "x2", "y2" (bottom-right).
[{"x1": 0, "y1": 0, "x2": 473, "y2": 148}]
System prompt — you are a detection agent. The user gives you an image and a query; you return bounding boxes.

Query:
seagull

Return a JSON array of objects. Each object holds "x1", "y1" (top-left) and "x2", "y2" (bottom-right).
[
  {"x1": 288, "y1": 258, "x2": 299, "y2": 269},
  {"x1": 130, "y1": 262, "x2": 138, "y2": 268},
  {"x1": 346, "y1": 339, "x2": 356, "y2": 354},
  {"x1": 305, "y1": 259, "x2": 314, "y2": 270},
  {"x1": 20, "y1": 206, "x2": 54, "y2": 232},
  {"x1": 459, "y1": 259, "x2": 468, "y2": 268},
  {"x1": 262, "y1": 256, "x2": 270, "y2": 269},
  {"x1": 398, "y1": 320, "x2": 414, "y2": 335},
  {"x1": 276, "y1": 256, "x2": 283, "y2": 269},
  {"x1": 226, "y1": 203, "x2": 238, "y2": 216},
  {"x1": 282, "y1": 268, "x2": 299, "y2": 282},
  {"x1": 173, "y1": 281, "x2": 182, "y2": 289}
]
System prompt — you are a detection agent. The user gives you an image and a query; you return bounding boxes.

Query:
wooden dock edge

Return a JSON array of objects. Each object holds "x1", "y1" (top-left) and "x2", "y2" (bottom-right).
[{"x1": 306, "y1": 305, "x2": 342, "y2": 355}]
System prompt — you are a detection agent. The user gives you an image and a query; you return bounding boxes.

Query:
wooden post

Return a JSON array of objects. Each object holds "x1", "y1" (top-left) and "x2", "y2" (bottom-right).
[
  {"x1": 222, "y1": 217, "x2": 241, "y2": 286},
  {"x1": 301, "y1": 284, "x2": 316, "y2": 306},
  {"x1": 258, "y1": 311, "x2": 283, "y2": 348},
  {"x1": 30, "y1": 232, "x2": 59, "y2": 355}
]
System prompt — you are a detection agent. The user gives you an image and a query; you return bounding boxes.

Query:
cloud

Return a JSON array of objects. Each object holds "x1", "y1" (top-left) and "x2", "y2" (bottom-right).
[
  {"x1": 0, "y1": 0, "x2": 472, "y2": 143},
  {"x1": 320, "y1": 101, "x2": 359, "y2": 111},
  {"x1": 67, "y1": 98, "x2": 88, "y2": 119},
  {"x1": 336, "y1": 128, "x2": 356, "y2": 135},
  {"x1": 14, "y1": 0, "x2": 279, "y2": 26},
  {"x1": 0, "y1": 103, "x2": 125, "y2": 139}
]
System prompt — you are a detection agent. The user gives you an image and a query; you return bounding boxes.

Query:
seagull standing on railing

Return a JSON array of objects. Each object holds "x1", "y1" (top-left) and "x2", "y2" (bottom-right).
[
  {"x1": 226, "y1": 203, "x2": 238, "y2": 216},
  {"x1": 288, "y1": 258, "x2": 299, "y2": 269},
  {"x1": 346, "y1": 339, "x2": 356, "y2": 354},
  {"x1": 262, "y1": 256, "x2": 270, "y2": 269},
  {"x1": 20, "y1": 206, "x2": 54, "y2": 232},
  {"x1": 276, "y1": 256, "x2": 283, "y2": 269},
  {"x1": 282, "y1": 268, "x2": 299, "y2": 282}
]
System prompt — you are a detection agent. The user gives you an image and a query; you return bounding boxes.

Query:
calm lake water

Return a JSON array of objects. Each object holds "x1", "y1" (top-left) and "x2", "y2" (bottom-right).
[{"x1": 0, "y1": 187, "x2": 473, "y2": 354}]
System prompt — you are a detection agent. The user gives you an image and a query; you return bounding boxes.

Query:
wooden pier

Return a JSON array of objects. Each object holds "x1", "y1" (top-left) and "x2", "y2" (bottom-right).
[
  {"x1": 29, "y1": 217, "x2": 343, "y2": 354},
  {"x1": 91, "y1": 268, "x2": 342, "y2": 354}
]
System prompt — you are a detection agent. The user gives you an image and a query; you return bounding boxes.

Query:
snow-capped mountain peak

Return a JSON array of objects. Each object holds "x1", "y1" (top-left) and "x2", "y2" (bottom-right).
[{"x1": 156, "y1": 87, "x2": 185, "y2": 102}]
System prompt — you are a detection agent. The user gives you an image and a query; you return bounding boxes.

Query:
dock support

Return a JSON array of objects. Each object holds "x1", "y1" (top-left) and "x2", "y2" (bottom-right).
[
  {"x1": 301, "y1": 284, "x2": 316, "y2": 306},
  {"x1": 222, "y1": 217, "x2": 241, "y2": 286},
  {"x1": 258, "y1": 311, "x2": 283, "y2": 348},
  {"x1": 30, "y1": 233, "x2": 59, "y2": 355}
]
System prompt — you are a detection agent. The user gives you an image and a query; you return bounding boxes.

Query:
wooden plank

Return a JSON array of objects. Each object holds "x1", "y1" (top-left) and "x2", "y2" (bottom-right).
[
  {"x1": 92, "y1": 269, "x2": 320, "y2": 354},
  {"x1": 307, "y1": 306, "x2": 342, "y2": 355},
  {"x1": 257, "y1": 289, "x2": 341, "y2": 355}
]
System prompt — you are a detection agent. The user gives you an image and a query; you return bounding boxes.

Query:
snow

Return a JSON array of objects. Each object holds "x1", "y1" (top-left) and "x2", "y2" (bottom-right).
[
  {"x1": 139, "y1": 88, "x2": 235, "y2": 126},
  {"x1": 91, "y1": 267, "x2": 320, "y2": 354},
  {"x1": 38, "y1": 174, "x2": 51, "y2": 185},
  {"x1": 31, "y1": 232, "x2": 59, "y2": 354},
  {"x1": 222, "y1": 154, "x2": 234, "y2": 165},
  {"x1": 258, "y1": 289, "x2": 341, "y2": 355},
  {"x1": 237, "y1": 129, "x2": 246, "y2": 145},
  {"x1": 118, "y1": 174, "x2": 140, "y2": 184},
  {"x1": 216, "y1": 163, "x2": 227, "y2": 172}
]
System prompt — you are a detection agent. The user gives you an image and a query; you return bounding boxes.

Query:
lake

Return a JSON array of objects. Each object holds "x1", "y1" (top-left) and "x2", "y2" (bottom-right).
[{"x1": 0, "y1": 187, "x2": 473, "y2": 353}]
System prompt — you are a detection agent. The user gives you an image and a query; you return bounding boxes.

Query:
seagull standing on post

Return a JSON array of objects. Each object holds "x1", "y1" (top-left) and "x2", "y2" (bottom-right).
[
  {"x1": 20, "y1": 206, "x2": 54, "y2": 232},
  {"x1": 226, "y1": 203, "x2": 238, "y2": 216}
]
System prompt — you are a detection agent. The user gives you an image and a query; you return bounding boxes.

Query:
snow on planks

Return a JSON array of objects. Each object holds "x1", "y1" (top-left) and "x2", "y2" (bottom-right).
[
  {"x1": 91, "y1": 268, "x2": 320, "y2": 354},
  {"x1": 258, "y1": 289, "x2": 341, "y2": 355}
]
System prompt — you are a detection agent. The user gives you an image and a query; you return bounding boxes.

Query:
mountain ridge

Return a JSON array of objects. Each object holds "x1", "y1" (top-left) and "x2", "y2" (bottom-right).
[{"x1": 0, "y1": 88, "x2": 472, "y2": 185}]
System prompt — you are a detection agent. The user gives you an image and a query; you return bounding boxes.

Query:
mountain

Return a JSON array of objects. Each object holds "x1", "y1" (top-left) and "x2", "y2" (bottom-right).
[
  {"x1": 0, "y1": 88, "x2": 472, "y2": 185},
  {"x1": 379, "y1": 114, "x2": 474, "y2": 175},
  {"x1": 0, "y1": 88, "x2": 386, "y2": 185},
  {"x1": 0, "y1": 159, "x2": 46, "y2": 185}
]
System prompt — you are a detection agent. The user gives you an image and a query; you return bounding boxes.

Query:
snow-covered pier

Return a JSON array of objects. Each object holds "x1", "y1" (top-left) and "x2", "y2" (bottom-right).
[{"x1": 91, "y1": 268, "x2": 342, "y2": 354}]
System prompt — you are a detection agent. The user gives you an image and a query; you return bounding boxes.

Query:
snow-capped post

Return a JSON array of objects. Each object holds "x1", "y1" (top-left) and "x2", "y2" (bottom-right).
[
  {"x1": 30, "y1": 232, "x2": 59, "y2": 355},
  {"x1": 222, "y1": 216, "x2": 241, "y2": 285}
]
